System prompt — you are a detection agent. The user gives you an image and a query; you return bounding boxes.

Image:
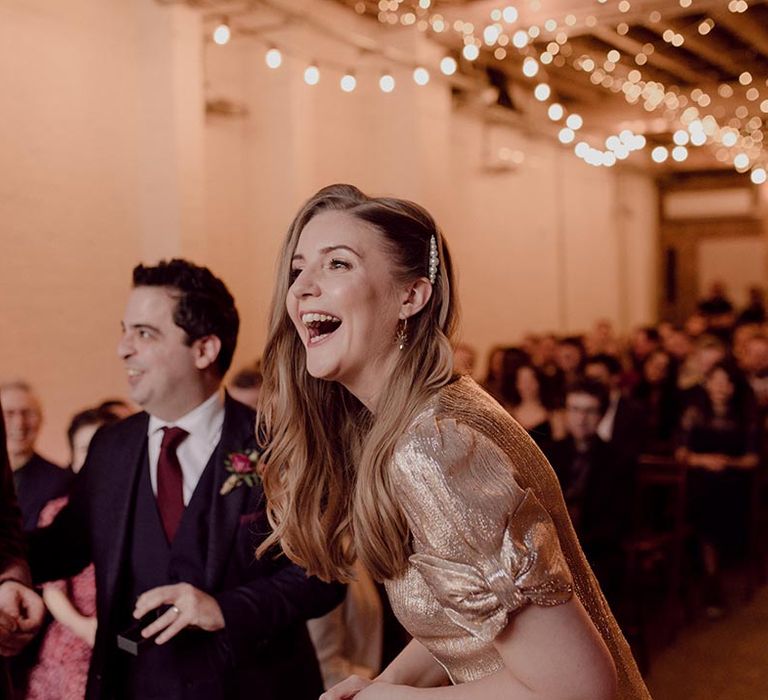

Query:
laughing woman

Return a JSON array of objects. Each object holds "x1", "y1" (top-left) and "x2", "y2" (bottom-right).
[{"x1": 258, "y1": 184, "x2": 649, "y2": 700}]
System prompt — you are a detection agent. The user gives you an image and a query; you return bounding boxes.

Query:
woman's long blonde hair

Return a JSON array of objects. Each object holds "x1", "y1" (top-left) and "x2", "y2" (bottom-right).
[{"x1": 257, "y1": 184, "x2": 457, "y2": 582}]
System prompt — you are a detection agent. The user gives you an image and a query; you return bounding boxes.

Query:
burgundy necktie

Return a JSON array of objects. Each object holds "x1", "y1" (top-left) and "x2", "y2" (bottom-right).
[{"x1": 156, "y1": 426, "x2": 188, "y2": 542}]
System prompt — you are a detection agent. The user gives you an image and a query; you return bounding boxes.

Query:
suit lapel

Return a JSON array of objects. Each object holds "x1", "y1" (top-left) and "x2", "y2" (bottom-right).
[
  {"x1": 204, "y1": 395, "x2": 258, "y2": 589},
  {"x1": 101, "y1": 414, "x2": 149, "y2": 614}
]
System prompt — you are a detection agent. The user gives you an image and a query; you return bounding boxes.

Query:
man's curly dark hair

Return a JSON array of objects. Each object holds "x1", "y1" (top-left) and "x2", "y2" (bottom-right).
[{"x1": 132, "y1": 259, "x2": 239, "y2": 376}]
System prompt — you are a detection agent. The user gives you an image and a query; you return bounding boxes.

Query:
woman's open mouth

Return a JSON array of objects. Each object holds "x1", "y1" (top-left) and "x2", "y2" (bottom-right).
[{"x1": 301, "y1": 312, "x2": 342, "y2": 346}]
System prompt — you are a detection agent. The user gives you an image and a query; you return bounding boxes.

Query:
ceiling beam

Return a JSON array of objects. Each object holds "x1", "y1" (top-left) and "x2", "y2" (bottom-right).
[
  {"x1": 541, "y1": 63, "x2": 606, "y2": 104},
  {"x1": 440, "y1": 0, "x2": 751, "y2": 39},
  {"x1": 711, "y1": 8, "x2": 768, "y2": 60},
  {"x1": 644, "y1": 19, "x2": 742, "y2": 78},
  {"x1": 567, "y1": 34, "x2": 685, "y2": 88},
  {"x1": 590, "y1": 25, "x2": 704, "y2": 84},
  {"x1": 475, "y1": 51, "x2": 605, "y2": 105}
]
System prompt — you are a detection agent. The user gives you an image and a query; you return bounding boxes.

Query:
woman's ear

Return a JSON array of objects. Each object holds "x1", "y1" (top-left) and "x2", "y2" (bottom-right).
[{"x1": 400, "y1": 277, "x2": 433, "y2": 320}]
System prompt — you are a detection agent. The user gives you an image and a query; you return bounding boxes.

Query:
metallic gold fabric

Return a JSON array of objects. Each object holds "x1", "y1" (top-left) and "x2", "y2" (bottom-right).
[{"x1": 384, "y1": 377, "x2": 651, "y2": 697}]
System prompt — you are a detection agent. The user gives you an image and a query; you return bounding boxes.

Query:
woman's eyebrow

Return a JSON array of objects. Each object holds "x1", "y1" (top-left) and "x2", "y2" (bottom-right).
[{"x1": 292, "y1": 245, "x2": 362, "y2": 262}]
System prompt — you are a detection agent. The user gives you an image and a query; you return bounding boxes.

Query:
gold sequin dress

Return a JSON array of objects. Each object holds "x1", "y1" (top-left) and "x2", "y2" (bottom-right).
[{"x1": 384, "y1": 377, "x2": 650, "y2": 698}]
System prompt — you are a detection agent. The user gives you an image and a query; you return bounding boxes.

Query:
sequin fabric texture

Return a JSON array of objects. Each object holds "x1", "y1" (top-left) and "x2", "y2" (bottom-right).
[{"x1": 384, "y1": 376, "x2": 651, "y2": 698}]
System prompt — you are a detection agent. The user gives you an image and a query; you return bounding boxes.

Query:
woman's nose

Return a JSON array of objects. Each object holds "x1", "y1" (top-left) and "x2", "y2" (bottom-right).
[{"x1": 291, "y1": 269, "x2": 320, "y2": 298}]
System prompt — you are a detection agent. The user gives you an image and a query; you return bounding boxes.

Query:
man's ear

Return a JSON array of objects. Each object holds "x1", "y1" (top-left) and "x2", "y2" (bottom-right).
[
  {"x1": 400, "y1": 277, "x2": 433, "y2": 320},
  {"x1": 193, "y1": 335, "x2": 222, "y2": 371}
]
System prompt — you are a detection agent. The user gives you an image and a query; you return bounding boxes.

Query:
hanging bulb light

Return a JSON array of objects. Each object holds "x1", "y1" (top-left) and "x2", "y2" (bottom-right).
[
  {"x1": 734, "y1": 152, "x2": 750, "y2": 169},
  {"x1": 566, "y1": 114, "x2": 583, "y2": 130},
  {"x1": 413, "y1": 67, "x2": 430, "y2": 86},
  {"x1": 213, "y1": 19, "x2": 231, "y2": 45},
  {"x1": 462, "y1": 44, "x2": 480, "y2": 61},
  {"x1": 722, "y1": 130, "x2": 739, "y2": 147},
  {"x1": 534, "y1": 84, "x2": 551, "y2": 101},
  {"x1": 340, "y1": 73, "x2": 357, "y2": 92},
  {"x1": 265, "y1": 48, "x2": 282, "y2": 69},
  {"x1": 575, "y1": 142, "x2": 590, "y2": 157},
  {"x1": 522, "y1": 57, "x2": 539, "y2": 77},
  {"x1": 558, "y1": 127, "x2": 575, "y2": 144},
  {"x1": 440, "y1": 56, "x2": 457, "y2": 76},
  {"x1": 547, "y1": 103, "x2": 564, "y2": 121},
  {"x1": 379, "y1": 73, "x2": 396, "y2": 93},
  {"x1": 304, "y1": 64, "x2": 320, "y2": 85}
]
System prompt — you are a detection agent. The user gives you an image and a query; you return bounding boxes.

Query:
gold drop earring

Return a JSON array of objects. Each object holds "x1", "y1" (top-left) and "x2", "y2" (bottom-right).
[{"x1": 395, "y1": 318, "x2": 408, "y2": 351}]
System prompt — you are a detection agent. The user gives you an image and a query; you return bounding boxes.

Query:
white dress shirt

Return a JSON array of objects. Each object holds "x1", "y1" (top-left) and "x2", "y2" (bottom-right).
[
  {"x1": 147, "y1": 390, "x2": 225, "y2": 505},
  {"x1": 597, "y1": 390, "x2": 621, "y2": 443}
]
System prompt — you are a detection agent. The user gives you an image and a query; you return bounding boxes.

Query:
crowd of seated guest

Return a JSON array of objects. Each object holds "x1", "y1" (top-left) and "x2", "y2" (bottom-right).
[{"x1": 465, "y1": 284, "x2": 768, "y2": 625}]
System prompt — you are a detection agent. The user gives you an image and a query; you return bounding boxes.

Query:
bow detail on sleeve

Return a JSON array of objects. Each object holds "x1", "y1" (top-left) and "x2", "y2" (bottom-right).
[{"x1": 409, "y1": 489, "x2": 573, "y2": 643}]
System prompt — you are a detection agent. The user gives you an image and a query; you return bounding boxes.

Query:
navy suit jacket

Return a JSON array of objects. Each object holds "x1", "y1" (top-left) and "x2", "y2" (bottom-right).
[
  {"x1": 28, "y1": 395, "x2": 344, "y2": 699},
  {"x1": 13, "y1": 453, "x2": 72, "y2": 531}
]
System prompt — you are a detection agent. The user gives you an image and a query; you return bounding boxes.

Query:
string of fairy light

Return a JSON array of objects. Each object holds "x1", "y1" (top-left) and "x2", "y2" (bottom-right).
[
  {"x1": 209, "y1": 1, "x2": 768, "y2": 181},
  {"x1": 210, "y1": 18, "x2": 460, "y2": 94}
]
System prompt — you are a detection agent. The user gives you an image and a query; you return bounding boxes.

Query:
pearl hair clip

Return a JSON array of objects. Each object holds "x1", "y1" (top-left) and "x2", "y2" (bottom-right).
[{"x1": 428, "y1": 235, "x2": 439, "y2": 284}]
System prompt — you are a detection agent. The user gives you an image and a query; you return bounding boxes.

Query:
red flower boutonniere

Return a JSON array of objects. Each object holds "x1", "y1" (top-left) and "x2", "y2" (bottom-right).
[{"x1": 220, "y1": 449, "x2": 263, "y2": 495}]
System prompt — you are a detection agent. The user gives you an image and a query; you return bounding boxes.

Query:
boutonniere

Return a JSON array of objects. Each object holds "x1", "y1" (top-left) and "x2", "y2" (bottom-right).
[{"x1": 220, "y1": 449, "x2": 263, "y2": 496}]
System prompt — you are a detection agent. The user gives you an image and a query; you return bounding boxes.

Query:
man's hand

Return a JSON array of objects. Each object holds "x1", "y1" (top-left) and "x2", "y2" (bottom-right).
[
  {"x1": 133, "y1": 582, "x2": 225, "y2": 645},
  {"x1": 0, "y1": 580, "x2": 45, "y2": 656}
]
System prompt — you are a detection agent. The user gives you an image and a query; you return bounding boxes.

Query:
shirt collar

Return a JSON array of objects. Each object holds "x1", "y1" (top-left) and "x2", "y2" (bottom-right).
[{"x1": 147, "y1": 389, "x2": 225, "y2": 443}]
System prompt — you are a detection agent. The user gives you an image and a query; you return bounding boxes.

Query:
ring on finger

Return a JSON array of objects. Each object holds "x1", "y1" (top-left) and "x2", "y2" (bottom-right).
[{"x1": 170, "y1": 605, "x2": 180, "y2": 616}]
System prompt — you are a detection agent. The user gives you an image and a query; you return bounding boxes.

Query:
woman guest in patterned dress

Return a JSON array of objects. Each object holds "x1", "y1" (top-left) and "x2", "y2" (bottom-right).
[
  {"x1": 26, "y1": 407, "x2": 120, "y2": 700},
  {"x1": 258, "y1": 184, "x2": 650, "y2": 699}
]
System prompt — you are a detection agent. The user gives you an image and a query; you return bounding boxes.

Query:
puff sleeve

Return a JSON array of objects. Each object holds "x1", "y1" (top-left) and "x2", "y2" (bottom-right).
[{"x1": 390, "y1": 416, "x2": 573, "y2": 643}]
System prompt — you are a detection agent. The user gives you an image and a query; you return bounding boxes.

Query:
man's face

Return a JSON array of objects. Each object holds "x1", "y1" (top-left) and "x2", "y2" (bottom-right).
[
  {"x1": 632, "y1": 330, "x2": 657, "y2": 358},
  {"x1": 584, "y1": 363, "x2": 612, "y2": 389},
  {"x1": 744, "y1": 339, "x2": 768, "y2": 374},
  {"x1": 556, "y1": 344, "x2": 581, "y2": 373},
  {"x1": 665, "y1": 331, "x2": 691, "y2": 359},
  {"x1": 117, "y1": 286, "x2": 210, "y2": 421},
  {"x1": 564, "y1": 392, "x2": 603, "y2": 442},
  {"x1": 644, "y1": 351, "x2": 670, "y2": 384},
  {"x1": 1, "y1": 387, "x2": 41, "y2": 460}
]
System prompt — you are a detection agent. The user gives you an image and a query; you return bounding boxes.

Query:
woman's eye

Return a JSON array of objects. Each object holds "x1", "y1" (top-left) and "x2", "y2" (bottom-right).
[
  {"x1": 289, "y1": 268, "x2": 302, "y2": 282},
  {"x1": 329, "y1": 259, "x2": 351, "y2": 270}
]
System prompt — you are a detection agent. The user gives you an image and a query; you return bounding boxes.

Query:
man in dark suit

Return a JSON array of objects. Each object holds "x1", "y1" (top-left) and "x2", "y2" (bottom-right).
[
  {"x1": 0, "y1": 382, "x2": 72, "y2": 531},
  {"x1": 0, "y1": 404, "x2": 45, "y2": 695},
  {"x1": 28, "y1": 259, "x2": 344, "y2": 700},
  {"x1": 584, "y1": 354, "x2": 647, "y2": 461},
  {"x1": 543, "y1": 378, "x2": 634, "y2": 604}
]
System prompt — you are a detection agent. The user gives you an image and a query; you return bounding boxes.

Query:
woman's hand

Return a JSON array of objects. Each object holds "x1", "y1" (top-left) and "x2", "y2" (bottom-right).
[
  {"x1": 320, "y1": 674, "x2": 373, "y2": 699},
  {"x1": 320, "y1": 677, "x2": 406, "y2": 700},
  {"x1": 355, "y1": 682, "x2": 402, "y2": 699},
  {"x1": 694, "y1": 454, "x2": 728, "y2": 471}
]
